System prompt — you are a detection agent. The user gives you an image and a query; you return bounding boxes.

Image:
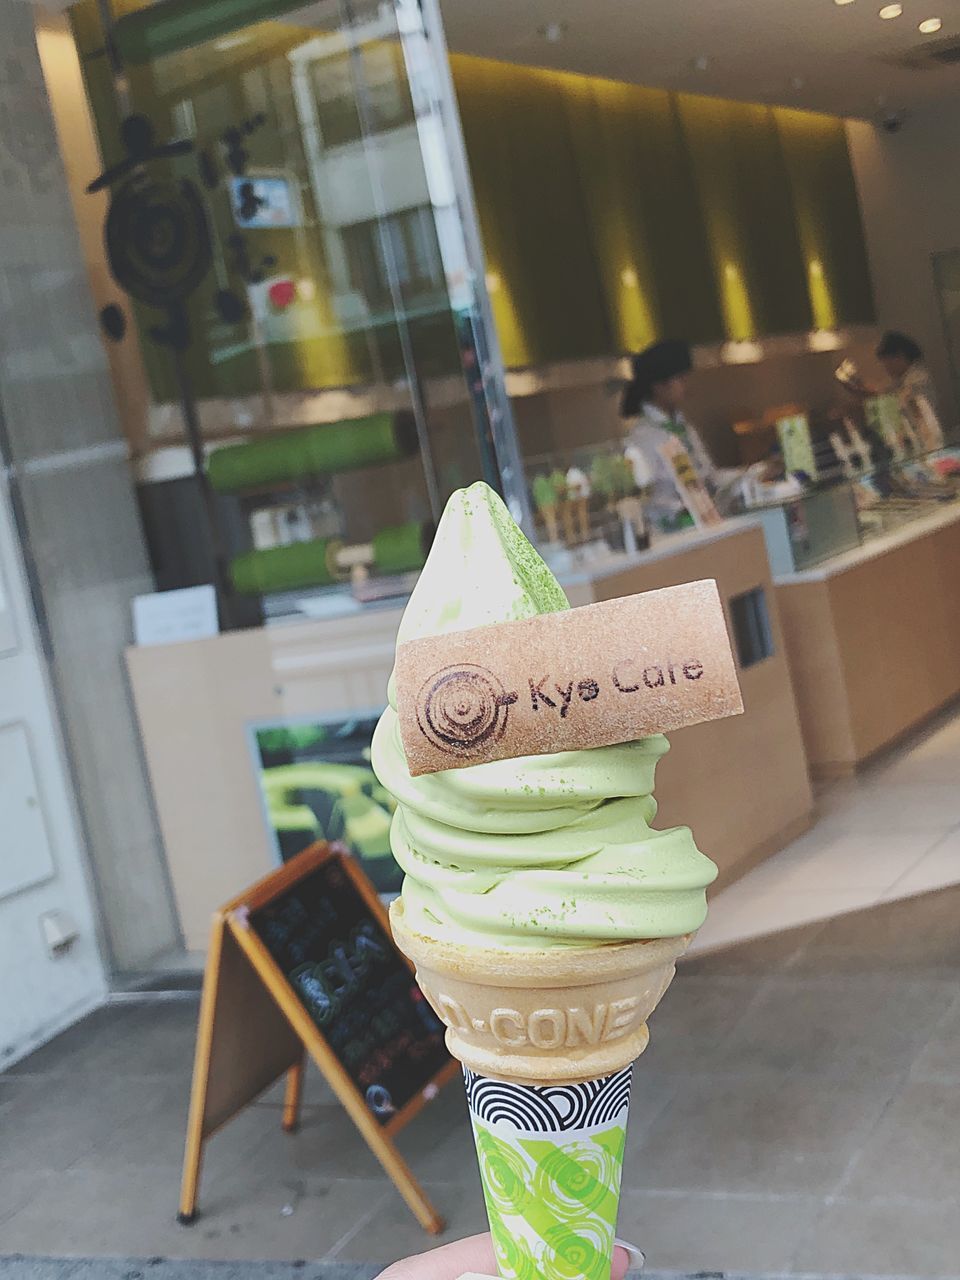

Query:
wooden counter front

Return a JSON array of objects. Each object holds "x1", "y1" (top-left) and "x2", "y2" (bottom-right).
[
  {"x1": 776, "y1": 505, "x2": 960, "y2": 776},
  {"x1": 127, "y1": 522, "x2": 813, "y2": 950},
  {"x1": 577, "y1": 523, "x2": 812, "y2": 893},
  {"x1": 126, "y1": 606, "x2": 405, "y2": 953}
]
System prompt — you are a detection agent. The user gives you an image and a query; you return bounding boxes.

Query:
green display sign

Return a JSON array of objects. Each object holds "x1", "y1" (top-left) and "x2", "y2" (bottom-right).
[{"x1": 776, "y1": 415, "x2": 817, "y2": 479}]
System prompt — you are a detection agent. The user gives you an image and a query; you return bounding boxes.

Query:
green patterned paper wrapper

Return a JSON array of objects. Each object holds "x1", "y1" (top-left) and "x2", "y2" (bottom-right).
[{"x1": 464, "y1": 1065, "x2": 633, "y2": 1280}]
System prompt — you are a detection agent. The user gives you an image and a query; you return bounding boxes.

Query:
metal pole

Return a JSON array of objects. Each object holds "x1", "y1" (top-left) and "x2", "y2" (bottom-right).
[
  {"x1": 402, "y1": 0, "x2": 534, "y2": 535},
  {"x1": 170, "y1": 336, "x2": 232, "y2": 622},
  {"x1": 340, "y1": 0, "x2": 442, "y2": 524}
]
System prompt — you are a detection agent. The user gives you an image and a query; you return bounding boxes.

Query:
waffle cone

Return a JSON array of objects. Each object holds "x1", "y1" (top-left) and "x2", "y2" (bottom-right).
[{"x1": 390, "y1": 898, "x2": 689, "y2": 1086}]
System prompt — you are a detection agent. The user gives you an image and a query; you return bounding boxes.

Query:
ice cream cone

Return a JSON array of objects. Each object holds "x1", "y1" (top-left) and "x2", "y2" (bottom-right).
[
  {"x1": 560, "y1": 499, "x2": 577, "y2": 547},
  {"x1": 391, "y1": 900, "x2": 690, "y2": 1280},
  {"x1": 371, "y1": 482, "x2": 728, "y2": 1274},
  {"x1": 540, "y1": 503, "x2": 560, "y2": 544},
  {"x1": 391, "y1": 899, "x2": 688, "y2": 1085},
  {"x1": 574, "y1": 496, "x2": 590, "y2": 544}
]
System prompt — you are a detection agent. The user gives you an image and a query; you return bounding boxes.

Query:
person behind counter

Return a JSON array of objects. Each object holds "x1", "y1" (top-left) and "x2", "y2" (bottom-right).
[
  {"x1": 620, "y1": 338, "x2": 741, "y2": 530},
  {"x1": 839, "y1": 331, "x2": 944, "y2": 452},
  {"x1": 876, "y1": 331, "x2": 944, "y2": 451}
]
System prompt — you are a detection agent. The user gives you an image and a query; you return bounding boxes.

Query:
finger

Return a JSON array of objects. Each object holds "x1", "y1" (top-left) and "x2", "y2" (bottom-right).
[
  {"x1": 613, "y1": 1240, "x2": 644, "y2": 1277},
  {"x1": 379, "y1": 1234, "x2": 640, "y2": 1280},
  {"x1": 378, "y1": 1232, "x2": 498, "y2": 1280}
]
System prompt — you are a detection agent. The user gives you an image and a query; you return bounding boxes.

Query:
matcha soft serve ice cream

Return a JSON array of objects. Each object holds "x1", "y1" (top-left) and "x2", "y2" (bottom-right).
[
  {"x1": 371, "y1": 481, "x2": 717, "y2": 950},
  {"x1": 375, "y1": 483, "x2": 723, "y2": 1280}
]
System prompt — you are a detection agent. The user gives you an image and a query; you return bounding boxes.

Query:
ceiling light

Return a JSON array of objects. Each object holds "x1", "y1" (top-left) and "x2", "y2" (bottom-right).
[
  {"x1": 538, "y1": 22, "x2": 567, "y2": 42},
  {"x1": 692, "y1": 55, "x2": 711, "y2": 72},
  {"x1": 834, "y1": 0, "x2": 856, "y2": 6},
  {"x1": 919, "y1": 16, "x2": 943, "y2": 32},
  {"x1": 791, "y1": 75, "x2": 806, "y2": 89},
  {"x1": 879, "y1": 3, "x2": 903, "y2": 17},
  {"x1": 722, "y1": 341, "x2": 763, "y2": 365}
]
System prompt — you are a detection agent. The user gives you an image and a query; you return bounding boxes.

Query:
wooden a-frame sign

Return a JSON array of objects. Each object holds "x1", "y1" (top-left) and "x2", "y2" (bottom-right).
[{"x1": 178, "y1": 842, "x2": 458, "y2": 1234}]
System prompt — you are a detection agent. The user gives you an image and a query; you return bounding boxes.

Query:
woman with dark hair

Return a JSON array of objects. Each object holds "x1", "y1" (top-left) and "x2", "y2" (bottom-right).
[
  {"x1": 621, "y1": 339, "x2": 741, "y2": 529},
  {"x1": 876, "y1": 330, "x2": 923, "y2": 371},
  {"x1": 876, "y1": 331, "x2": 943, "y2": 450}
]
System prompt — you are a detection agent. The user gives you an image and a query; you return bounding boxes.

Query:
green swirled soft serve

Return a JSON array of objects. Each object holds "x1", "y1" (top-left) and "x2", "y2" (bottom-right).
[{"x1": 370, "y1": 481, "x2": 717, "y2": 948}]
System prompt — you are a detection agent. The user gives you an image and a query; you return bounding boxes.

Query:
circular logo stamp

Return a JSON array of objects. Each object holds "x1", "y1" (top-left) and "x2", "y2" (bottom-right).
[{"x1": 416, "y1": 664, "x2": 518, "y2": 758}]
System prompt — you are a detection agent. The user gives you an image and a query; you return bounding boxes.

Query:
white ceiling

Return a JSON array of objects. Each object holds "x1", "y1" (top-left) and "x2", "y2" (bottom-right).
[{"x1": 439, "y1": 0, "x2": 960, "y2": 120}]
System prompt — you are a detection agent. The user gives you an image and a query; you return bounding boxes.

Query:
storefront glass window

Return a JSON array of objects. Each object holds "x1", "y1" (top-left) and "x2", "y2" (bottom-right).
[
  {"x1": 0, "y1": 0, "x2": 522, "y2": 975},
  {"x1": 61, "y1": 0, "x2": 524, "y2": 629}
]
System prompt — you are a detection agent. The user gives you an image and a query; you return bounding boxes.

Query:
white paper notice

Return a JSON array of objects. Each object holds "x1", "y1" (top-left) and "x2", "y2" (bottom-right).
[{"x1": 133, "y1": 585, "x2": 219, "y2": 647}]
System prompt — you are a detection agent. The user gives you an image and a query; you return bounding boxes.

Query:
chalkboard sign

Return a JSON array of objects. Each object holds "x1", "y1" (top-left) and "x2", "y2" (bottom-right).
[
  {"x1": 179, "y1": 843, "x2": 456, "y2": 1236},
  {"x1": 249, "y1": 855, "x2": 449, "y2": 1123}
]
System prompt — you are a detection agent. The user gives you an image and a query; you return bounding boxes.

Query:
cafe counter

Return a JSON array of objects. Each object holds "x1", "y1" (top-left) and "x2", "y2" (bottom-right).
[
  {"x1": 127, "y1": 520, "x2": 813, "y2": 951},
  {"x1": 775, "y1": 502, "x2": 960, "y2": 776}
]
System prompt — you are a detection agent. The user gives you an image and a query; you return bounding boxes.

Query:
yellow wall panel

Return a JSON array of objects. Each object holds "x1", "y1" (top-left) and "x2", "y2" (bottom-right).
[
  {"x1": 452, "y1": 56, "x2": 874, "y2": 364},
  {"x1": 776, "y1": 108, "x2": 876, "y2": 329}
]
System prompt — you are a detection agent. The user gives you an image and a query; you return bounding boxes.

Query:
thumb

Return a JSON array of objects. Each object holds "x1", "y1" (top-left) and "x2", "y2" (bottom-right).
[
  {"x1": 378, "y1": 1233, "x2": 641, "y2": 1280},
  {"x1": 377, "y1": 1233, "x2": 497, "y2": 1280}
]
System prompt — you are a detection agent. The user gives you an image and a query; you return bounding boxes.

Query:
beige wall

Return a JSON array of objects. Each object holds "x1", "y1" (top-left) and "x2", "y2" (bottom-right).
[{"x1": 847, "y1": 110, "x2": 960, "y2": 428}]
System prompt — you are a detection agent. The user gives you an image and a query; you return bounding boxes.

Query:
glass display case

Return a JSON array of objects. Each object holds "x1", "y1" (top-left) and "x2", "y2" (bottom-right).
[
  {"x1": 522, "y1": 434, "x2": 734, "y2": 579},
  {"x1": 523, "y1": 440, "x2": 657, "y2": 577},
  {"x1": 748, "y1": 485, "x2": 861, "y2": 575},
  {"x1": 854, "y1": 446, "x2": 960, "y2": 538},
  {"x1": 747, "y1": 445, "x2": 960, "y2": 575}
]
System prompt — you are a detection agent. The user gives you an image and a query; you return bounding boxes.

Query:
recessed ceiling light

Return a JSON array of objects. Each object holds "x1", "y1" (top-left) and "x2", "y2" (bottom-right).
[
  {"x1": 791, "y1": 75, "x2": 806, "y2": 89},
  {"x1": 692, "y1": 55, "x2": 711, "y2": 72},
  {"x1": 835, "y1": 0, "x2": 856, "y2": 6},
  {"x1": 879, "y1": 3, "x2": 903, "y2": 17},
  {"x1": 919, "y1": 16, "x2": 943, "y2": 32},
  {"x1": 538, "y1": 21, "x2": 567, "y2": 42}
]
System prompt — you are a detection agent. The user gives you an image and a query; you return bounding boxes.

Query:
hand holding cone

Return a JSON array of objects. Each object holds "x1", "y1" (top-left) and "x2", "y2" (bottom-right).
[
  {"x1": 391, "y1": 901, "x2": 689, "y2": 1280},
  {"x1": 373, "y1": 483, "x2": 741, "y2": 1278}
]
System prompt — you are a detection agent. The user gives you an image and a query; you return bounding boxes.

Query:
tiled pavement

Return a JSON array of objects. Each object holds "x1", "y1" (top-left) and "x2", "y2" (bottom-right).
[
  {"x1": 5, "y1": 707, "x2": 960, "y2": 1276},
  {"x1": 4, "y1": 881, "x2": 960, "y2": 1275},
  {"x1": 692, "y1": 703, "x2": 960, "y2": 955}
]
